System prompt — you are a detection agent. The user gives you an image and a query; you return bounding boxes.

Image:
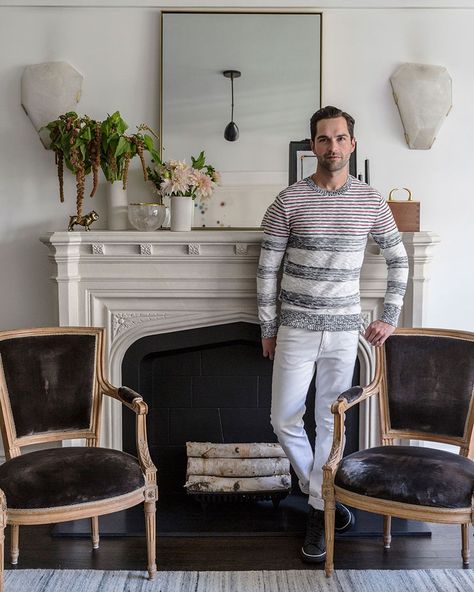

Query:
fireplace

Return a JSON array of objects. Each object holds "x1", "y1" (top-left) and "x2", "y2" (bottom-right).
[
  {"x1": 122, "y1": 322, "x2": 275, "y2": 495},
  {"x1": 117, "y1": 320, "x2": 363, "y2": 536},
  {"x1": 42, "y1": 229, "x2": 439, "y2": 537},
  {"x1": 41, "y1": 229, "x2": 440, "y2": 455},
  {"x1": 121, "y1": 320, "x2": 361, "y2": 498}
]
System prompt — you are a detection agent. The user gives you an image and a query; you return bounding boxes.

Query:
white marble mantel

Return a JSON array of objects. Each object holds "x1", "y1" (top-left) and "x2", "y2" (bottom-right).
[{"x1": 41, "y1": 229, "x2": 440, "y2": 451}]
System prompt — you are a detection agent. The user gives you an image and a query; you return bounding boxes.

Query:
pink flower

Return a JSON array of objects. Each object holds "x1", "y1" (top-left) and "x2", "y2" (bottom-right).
[
  {"x1": 193, "y1": 170, "x2": 215, "y2": 199},
  {"x1": 159, "y1": 177, "x2": 173, "y2": 196},
  {"x1": 168, "y1": 160, "x2": 187, "y2": 171},
  {"x1": 170, "y1": 166, "x2": 193, "y2": 194}
]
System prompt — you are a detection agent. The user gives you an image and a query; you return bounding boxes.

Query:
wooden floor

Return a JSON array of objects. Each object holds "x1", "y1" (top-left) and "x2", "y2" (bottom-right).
[{"x1": 3, "y1": 522, "x2": 472, "y2": 572}]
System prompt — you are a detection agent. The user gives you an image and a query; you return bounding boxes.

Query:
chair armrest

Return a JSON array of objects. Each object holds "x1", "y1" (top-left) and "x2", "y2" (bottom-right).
[
  {"x1": 118, "y1": 386, "x2": 142, "y2": 405},
  {"x1": 100, "y1": 380, "x2": 147, "y2": 415},
  {"x1": 336, "y1": 386, "x2": 364, "y2": 407},
  {"x1": 117, "y1": 386, "x2": 147, "y2": 414},
  {"x1": 323, "y1": 380, "x2": 381, "y2": 478},
  {"x1": 332, "y1": 380, "x2": 380, "y2": 414},
  {"x1": 99, "y1": 380, "x2": 156, "y2": 477}
]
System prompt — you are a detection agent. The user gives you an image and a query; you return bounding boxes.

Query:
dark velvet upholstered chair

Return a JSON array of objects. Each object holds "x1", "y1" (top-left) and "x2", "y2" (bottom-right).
[
  {"x1": 0, "y1": 327, "x2": 157, "y2": 586},
  {"x1": 323, "y1": 328, "x2": 474, "y2": 576}
]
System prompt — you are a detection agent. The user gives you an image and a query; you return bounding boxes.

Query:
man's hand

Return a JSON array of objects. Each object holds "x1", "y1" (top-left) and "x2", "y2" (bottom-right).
[
  {"x1": 364, "y1": 320, "x2": 395, "y2": 347},
  {"x1": 262, "y1": 337, "x2": 276, "y2": 360}
]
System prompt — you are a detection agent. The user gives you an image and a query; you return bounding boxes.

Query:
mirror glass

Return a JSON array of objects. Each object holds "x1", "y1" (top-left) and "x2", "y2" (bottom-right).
[{"x1": 161, "y1": 11, "x2": 322, "y2": 227}]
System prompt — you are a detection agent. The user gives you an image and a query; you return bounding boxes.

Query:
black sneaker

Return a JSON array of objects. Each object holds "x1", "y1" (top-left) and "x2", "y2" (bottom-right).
[
  {"x1": 335, "y1": 502, "x2": 355, "y2": 534},
  {"x1": 301, "y1": 507, "x2": 326, "y2": 563}
]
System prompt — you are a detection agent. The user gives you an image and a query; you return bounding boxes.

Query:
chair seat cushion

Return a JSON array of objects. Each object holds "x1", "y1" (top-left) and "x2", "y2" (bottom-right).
[
  {"x1": 334, "y1": 445, "x2": 474, "y2": 509},
  {"x1": 0, "y1": 447, "x2": 145, "y2": 509}
]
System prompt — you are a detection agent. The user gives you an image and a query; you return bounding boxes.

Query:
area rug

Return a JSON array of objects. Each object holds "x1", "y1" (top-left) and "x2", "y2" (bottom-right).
[{"x1": 4, "y1": 569, "x2": 474, "y2": 592}]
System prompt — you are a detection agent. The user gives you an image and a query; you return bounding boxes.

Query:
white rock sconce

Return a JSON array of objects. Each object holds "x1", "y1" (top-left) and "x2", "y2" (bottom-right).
[
  {"x1": 390, "y1": 63, "x2": 452, "y2": 150},
  {"x1": 21, "y1": 61, "x2": 83, "y2": 148}
]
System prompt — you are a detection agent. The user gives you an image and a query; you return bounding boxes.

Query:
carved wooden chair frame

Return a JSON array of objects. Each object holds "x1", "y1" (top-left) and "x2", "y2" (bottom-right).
[
  {"x1": 0, "y1": 327, "x2": 157, "y2": 591},
  {"x1": 323, "y1": 327, "x2": 474, "y2": 576}
]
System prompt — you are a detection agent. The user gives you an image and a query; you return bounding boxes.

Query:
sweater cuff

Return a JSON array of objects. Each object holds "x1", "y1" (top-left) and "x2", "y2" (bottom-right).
[
  {"x1": 381, "y1": 303, "x2": 401, "y2": 327},
  {"x1": 261, "y1": 320, "x2": 278, "y2": 339}
]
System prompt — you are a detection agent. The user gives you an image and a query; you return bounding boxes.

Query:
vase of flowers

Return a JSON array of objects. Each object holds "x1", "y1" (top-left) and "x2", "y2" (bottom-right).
[{"x1": 147, "y1": 151, "x2": 219, "y2": 231}]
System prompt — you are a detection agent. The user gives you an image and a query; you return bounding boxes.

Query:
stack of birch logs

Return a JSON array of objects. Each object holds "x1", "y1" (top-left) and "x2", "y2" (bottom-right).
[{"x1": 184, "y1": 442, "x2": 292, "y2": 497}]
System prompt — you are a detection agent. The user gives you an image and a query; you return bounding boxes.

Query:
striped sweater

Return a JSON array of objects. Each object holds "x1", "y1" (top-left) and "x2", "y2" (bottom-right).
[{"x1": 257, "y1": 175, "x2": 409, "y2": 338}]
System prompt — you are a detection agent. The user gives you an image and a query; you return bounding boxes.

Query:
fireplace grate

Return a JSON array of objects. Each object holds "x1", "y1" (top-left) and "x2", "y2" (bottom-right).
[{"x1": 187, "y1": 489, "x2": 291, "y2": 509}]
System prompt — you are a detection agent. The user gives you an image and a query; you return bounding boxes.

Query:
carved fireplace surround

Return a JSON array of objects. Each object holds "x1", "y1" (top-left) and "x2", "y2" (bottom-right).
[{"x1": 41, "y1": 229, "x2": 440, "y2": 452}]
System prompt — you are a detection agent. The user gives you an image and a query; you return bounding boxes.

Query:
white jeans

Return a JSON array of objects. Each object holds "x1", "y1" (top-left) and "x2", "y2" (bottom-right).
[{"x1": 271, "y1": 325, "x2": 359, "y2": 511}]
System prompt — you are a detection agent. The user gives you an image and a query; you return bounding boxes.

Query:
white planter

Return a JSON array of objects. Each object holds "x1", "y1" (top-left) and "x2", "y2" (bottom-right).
[
  {"x1": 170, "y1": 196, "x2": 193, "y2": 231},
  {"x1": 106, "y1": 183, "x2": 129, "y2": 230}
]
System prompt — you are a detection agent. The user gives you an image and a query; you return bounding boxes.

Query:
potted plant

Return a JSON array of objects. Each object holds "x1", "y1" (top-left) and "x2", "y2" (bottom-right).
[
  {"x1": 147, "y1": 151, "x2": 219, "y2": 231},
  {"x1": 99, "y1": 111, "x2": 158, "y2": 229},
  {"x1": 43, "y1": 111, "x2": 159, "y2": 230},
  {"x1": 43, "y1": 112, "x2": 100, "y2": 229},
  {"x1": 100, "y1": 111, "x2": 162, "y2": 187}
]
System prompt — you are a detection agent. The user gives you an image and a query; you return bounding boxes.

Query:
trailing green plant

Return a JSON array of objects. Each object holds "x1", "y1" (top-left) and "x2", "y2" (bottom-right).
[
  {"x1": 44, "y1": 112, "x2": 100, "y2": 218},
  {"x1": 43, "y1": 111, "x2": 160, "y2": 219},
  {"x1": 100, "y1": 111, "x2": 159, "y2": 189}
]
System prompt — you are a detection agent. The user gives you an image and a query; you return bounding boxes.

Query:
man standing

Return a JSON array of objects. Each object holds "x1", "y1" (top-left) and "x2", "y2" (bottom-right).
[{"x1": 257, "y1": 106, "x2": 408, "y2": 563}]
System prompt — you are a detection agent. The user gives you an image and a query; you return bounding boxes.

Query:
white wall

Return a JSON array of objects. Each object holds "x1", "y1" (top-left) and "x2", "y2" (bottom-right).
[
  {"x1": 0, "y1": 3, "x2": 473, "y2": 331},
  {"x1": 0, "y1": 6, "x2": 161, "y2": 330},
  {"x1": 322, "y1": 8, "x2": 474, "y2": 330}
]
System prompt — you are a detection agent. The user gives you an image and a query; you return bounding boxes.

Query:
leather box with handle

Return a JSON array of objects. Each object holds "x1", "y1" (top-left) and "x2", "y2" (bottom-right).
[{"x1": 387, "y1": 187, "x2": 420, "y2": 232}]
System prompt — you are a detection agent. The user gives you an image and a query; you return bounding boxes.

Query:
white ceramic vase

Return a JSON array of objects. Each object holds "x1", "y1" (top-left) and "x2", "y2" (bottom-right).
[
  {"x1": 107, "y1": 182, "x2": 129, "y2": 230},
  {"x1": 170, "y1": 196, "x2": 193, "y2": 231}
]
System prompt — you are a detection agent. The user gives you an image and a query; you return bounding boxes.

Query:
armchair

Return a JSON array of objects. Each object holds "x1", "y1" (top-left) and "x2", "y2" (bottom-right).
[
  {"x1": 323, "y1": 328, "x2": 474, "y2": 576},
  {"x1": 0, "y1": 327, "x2": 157, "y2": 587}
]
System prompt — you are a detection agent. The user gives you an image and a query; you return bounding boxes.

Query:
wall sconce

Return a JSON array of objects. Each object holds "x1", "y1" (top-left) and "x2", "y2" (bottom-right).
[
  {"x1": 21, "y1": 61, "x2": 83, "y2": 148},
  {"x1": 223, "y1": 69, "x2": 241, "y2": 142},
  {"x1": 390, "y1": 63, "x2": 452, "y2": 150}
]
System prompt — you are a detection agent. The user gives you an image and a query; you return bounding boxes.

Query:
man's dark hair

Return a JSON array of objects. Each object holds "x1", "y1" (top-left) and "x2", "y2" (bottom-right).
[{"x1": 310, "y1": 106, "x2": 355, "y2": 141}]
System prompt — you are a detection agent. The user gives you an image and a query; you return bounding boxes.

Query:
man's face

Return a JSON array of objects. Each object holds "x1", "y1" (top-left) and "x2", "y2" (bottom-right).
[{"x1": 311, "y1": 116, "x2": 355, "y2": 173}]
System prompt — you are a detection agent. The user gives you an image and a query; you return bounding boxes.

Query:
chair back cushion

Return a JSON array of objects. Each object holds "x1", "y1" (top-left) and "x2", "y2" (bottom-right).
[
  {"x1": 0, "y1": 333, "x2": 97, "y2": 438},
  {"x1": 385, "y1": 334, "x2": 474, "y2": 438}
]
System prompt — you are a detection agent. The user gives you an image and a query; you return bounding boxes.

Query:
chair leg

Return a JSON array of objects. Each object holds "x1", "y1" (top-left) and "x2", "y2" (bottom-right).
[
  {"x1": 10, "y1": 524, "x2": 19, "y2": 565},
  {"x1": 383, "y1": 515, "x2": 392, "y2": 549},
  {"x1": 91, "y1": 516, "x2": 100, "y2": 550},
  {"x1": 461, "y1": 523, "x2": 470, "y2": 566},
  {"x1": 144, "y1": 499, "x2": 157, "y2": 580},
  {"x1": 0, "y1": 536, "x2": 3, "y2": 592},
  {"x1": 0, "y1": 491, "x2": 6, "y2": 592},
  {"x1": 324, "y1": 498, "x2": 336, "y2": 577}
]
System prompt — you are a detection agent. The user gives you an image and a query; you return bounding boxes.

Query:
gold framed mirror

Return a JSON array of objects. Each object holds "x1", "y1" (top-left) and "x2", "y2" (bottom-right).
[{"x1": 160, "y1": 10, "x2": 322, "y2": 228}]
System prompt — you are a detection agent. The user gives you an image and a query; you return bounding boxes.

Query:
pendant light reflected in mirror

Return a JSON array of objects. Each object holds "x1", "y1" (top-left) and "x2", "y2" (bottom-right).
[{"x1": 223, "y1": 70, "x2": 241, "y2": 142}]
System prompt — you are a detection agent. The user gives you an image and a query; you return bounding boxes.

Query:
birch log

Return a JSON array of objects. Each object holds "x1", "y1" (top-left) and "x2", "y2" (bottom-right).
[
  {"x1": 186, "y1": 442, "x2": 287, "y2": 459},
  {"x1": 184, "y1": 474, "x2": 292, "y2": 493},
  {"x1": 187, "y1": 457, "x2": 290, "y2": 477}
]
